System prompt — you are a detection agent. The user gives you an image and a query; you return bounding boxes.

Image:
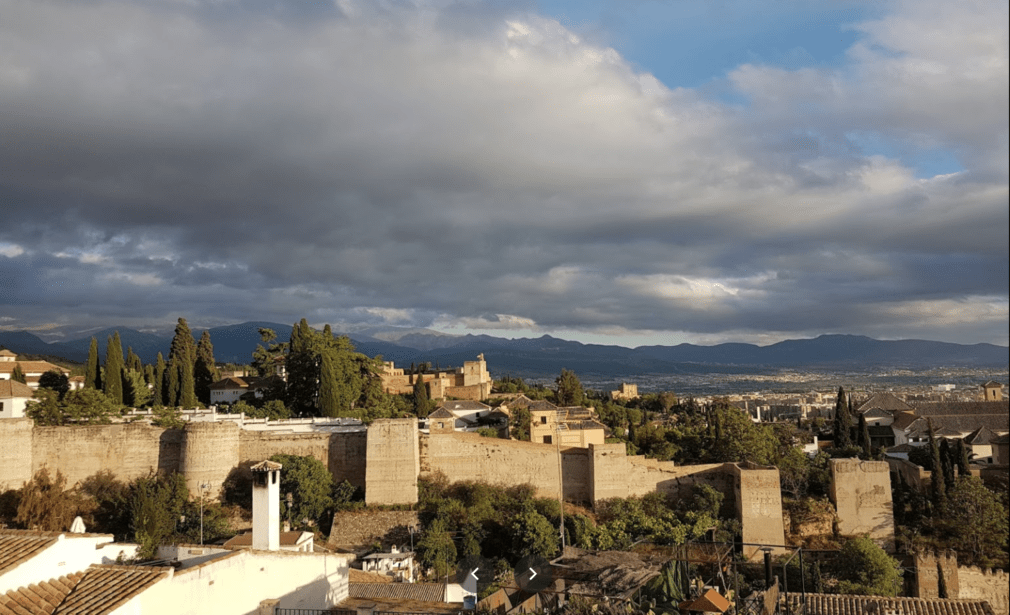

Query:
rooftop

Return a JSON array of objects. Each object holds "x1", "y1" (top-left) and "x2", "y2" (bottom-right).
[{"x1": 787, "y1": 592, "x2": 995, "y2": 615}]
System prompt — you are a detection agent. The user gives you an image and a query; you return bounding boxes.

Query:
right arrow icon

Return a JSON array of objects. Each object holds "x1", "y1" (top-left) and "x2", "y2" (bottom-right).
[{"x1": 528, "y1": 568, "x2": 537, "y2": 580}]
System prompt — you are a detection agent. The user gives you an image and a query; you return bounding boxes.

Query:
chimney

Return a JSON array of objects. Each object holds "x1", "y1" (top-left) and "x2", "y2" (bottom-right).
[{"x1": 251, "y1": 460, "x2": 282, "y2": 551}]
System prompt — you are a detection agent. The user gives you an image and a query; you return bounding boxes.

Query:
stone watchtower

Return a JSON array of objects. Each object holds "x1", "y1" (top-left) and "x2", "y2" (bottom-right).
[
  {"x1": 251, "y1": 460, "x2": 282, "y2": 551},
  {"x1": 982, "y1": 381, "x2": 1003, "y2": 402}
]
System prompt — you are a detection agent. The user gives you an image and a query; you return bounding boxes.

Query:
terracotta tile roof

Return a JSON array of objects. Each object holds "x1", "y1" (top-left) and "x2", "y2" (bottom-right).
[
  {"x1": 348, "y1": 569, "x2": 394, "y2": 583},
  {"x1": 911, "y1": 401, "x2": 1009, "y2": 417},
  {"x1": 0, "y1": 533, "x2": 59, "y2": 575},
  {"x1": 0, "y1": 350, "x2": 16, "y2": 358},
  {"x1": 679, "y1": 588, "x2": 730, "y2": 613},
  {"x1": 856, "y1": 393, "x2": 912, "y2": 413},
  {"x1": 965, "y1": 426, "x2": 997, "y2": 445},
  {"x1": 337, "y1": 595, "x2": 461, "y2": 614},
  {"x1": 223, "y1": 531, "x2": 310, "y2": 548},
  {"x1": 427, "y1": 407, "x2": 456, "y2": 419},
  {"x1": 348, "y1": 582, "x2": 447, "y2": 603},
  {"x1": 861, "y1": 407, "x2": 894, "y2": 419},
  {"x1": 0, "y1": 572, "x2": 83, "y2": 615},
  {"x1": 788, "y1": 592, "x2": 995, "y2": 615},
  {"x1": 53, "y1": 565, "x2": 169, "y2": 615},
  {"x1": 0, "y1": 362, "x2": 67, "y2": 376},
  {"x1": 892, "y1": 411, "x2": 920, "y2": 430},
  {"x1": 992, "y1": 433, "x2": 1010, "y2": 444},
  {"x1": 437, "y1": 401, "x2": 490, "y2": 411},
  {"x1": 208, "y1": 377, "x2": 249, "y2": 390},
  {"x1": 0, "y1": 380, "x2": 34, "y2": 398}
]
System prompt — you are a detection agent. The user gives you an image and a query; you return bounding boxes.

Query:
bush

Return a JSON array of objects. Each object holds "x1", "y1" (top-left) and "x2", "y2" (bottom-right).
[{"x1": 834, "y1": 536, "x2": 902, "y2": 596}]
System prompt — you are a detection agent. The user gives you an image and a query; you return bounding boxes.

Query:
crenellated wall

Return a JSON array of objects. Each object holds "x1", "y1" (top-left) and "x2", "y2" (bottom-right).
[{"x1": 959, "y1": 566, "x2": 1009, "y2": 615}]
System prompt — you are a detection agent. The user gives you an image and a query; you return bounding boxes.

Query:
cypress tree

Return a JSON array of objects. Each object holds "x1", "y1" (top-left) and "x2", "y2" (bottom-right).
[
  {"x1": 928, "y1": 419, "x2": 946, "y2": 509},
  {"x1": 125, "y1": 347, "x2": 142, "y2": 372},
  {"x1": 955, "y1": 439, "x2": 971, "y2": 476},
  {"x1": 144, "y1": 364, "x2": 155, "y2": 386},
  {"x1": 168, "y1": 318, "x2": 196, "y2": 408},
  {"x1": 85, "y1": 337, "x2": 100, "y2": 389},
  {"x1": 833, "y1": 387, "x2": 852, "y2": 449},
  {"x1": 413, "y1": 375, "x2": 430, "y2": 417},
  {"x1": 939, "y1": 438, "x2": 956, "y2": 488},
  {"x1": 286, "y1": 319, "x2": 319, "y2": 415},
  {"x1": 11, "y1": 364, "x2": 27, "y2": 384},
  {"x1": 153, "y1": 353, "x2": 166, "y2": 407},
  {"x1": 104, "y1": 332, "x2": 124, "y2": 405},
  {"x1": 859, "y1": 413, "x2": 872, "y2": 458},
  {"x1": 810, "y1": 561, "x2": 824, "y2": 594},
  {"x1": 318, "y1": 349, "x2": 340, "y2": 417},
  {"x1": 193, "y1": 331, "x2": 219, "y2": 406}
]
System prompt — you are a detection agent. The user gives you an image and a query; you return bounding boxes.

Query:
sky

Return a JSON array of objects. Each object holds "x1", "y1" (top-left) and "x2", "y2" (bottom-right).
[{"x1": 0, "y1": 0, "x2": 1007, "y2": 348}]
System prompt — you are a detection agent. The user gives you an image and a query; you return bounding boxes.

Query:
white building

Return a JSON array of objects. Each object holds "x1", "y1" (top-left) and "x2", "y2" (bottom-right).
[{"x1": 0, "y1": 379, "x2": 34, "y2": 419}]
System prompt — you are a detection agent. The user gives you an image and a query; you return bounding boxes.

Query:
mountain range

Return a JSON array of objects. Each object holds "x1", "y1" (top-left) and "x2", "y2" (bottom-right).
[{"x1": 1, "y1": 323, "x2": 1006, "y2": 378}]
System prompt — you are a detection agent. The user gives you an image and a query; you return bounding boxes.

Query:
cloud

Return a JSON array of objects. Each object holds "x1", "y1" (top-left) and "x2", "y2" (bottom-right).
[{"x1": 0, "y1": 0, "x2": 1005, "y2": 346}]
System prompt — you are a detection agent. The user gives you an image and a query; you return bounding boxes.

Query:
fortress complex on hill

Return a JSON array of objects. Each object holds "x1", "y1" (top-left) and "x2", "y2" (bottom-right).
[{"x1": 379, "y1": 354, "x2": 492, "y2": 401}]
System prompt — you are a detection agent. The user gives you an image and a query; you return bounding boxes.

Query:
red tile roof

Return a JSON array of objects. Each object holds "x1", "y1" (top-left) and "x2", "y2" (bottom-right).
[
  {"x1": 53, "y1": 565, "x2": 169, "y2": 615},
  {"x1": 0, "y1": 572, "x2": 83, "y2": 615},
  {"x1": 0, "y1": 533, "x2": 59, "y2": 576},
  {"x1": 789, "y1": 592, "x2": 995, "y2": 615},
  {"x1": 0, "y1": 380, "x2": 34, "y2": 398}
]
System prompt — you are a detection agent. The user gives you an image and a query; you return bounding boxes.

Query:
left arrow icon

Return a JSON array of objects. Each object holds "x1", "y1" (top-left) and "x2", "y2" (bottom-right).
[{"x1": 470, "y1": 568, "x2": 480, "y2": 580}]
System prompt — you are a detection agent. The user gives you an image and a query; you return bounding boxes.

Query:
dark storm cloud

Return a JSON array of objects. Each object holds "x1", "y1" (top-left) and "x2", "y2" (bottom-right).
[{"x1": 0, "y1": 0, "x2": 1006, "y2": 345}]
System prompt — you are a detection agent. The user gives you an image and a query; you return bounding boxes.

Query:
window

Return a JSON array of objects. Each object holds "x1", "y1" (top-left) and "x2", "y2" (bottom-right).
[
  {"x1": 540, "y1": 416, "x2": 547, "y2": 424},
  {"x1": 543, "y1": 435, "x2": 552, "y2": 444}
]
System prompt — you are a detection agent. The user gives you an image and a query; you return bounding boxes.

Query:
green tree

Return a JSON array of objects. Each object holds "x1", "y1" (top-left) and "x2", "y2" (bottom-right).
[
  {"x1": 125, "y1": 346, "x2": 143, "y2": 372},
  {"x1": 928, "y1": 419, "x2": 946, "y2": 509},
  {"x1": 11, "y1": 364, "x2": 26, "y2": 384},
  {"x1": 835, "y1": 536, "x2": 902, "y2": 596},
  {"x1": 509, "y1": 405, "x2": 532, "y2": 441},
  {"x1": 15, "y1": 468, "x2": 80, "y2": 531},
  {"x1": 123, "y1": 369, "x2": 151, "y2": 408},
  {"x1": 26, "y1": 388, "x2": 121, "y2": 425},
  {"x1": 554, "y1": 368, "x2": 584, "y2": 407},
  {"x1": 252, "y1": 328, "x2": 288, "y2": 378},
  {"x1": 858, "y1": 413, "x2": 872, "y2": 458},
  {"x1": 413, "y1": 374, "x2": 432, "y2": 417},
  {"x1": 168, "y1": 318, "x2": 197, "y2": 408},
  {"x1": 318, "y1": 347, "x2": 340, "y2": 417},
  {"x1": 510, "y1": 503, "x2": 559, "y2": 559},
  {"x1": 269, "y1": 454, "x2": 334, "y2": 529},
  {"x1": 833, "y1": 387, "x2": 852, "y2": 448},
  {"x1": 78, "y1": 470, "x2": 132, "y2": 540},
  {"x1": 417, "y1": 517, "x2": 457, "y2": 579},
  {"x1": 152, "y1": 353, "x2": 166, "y2": 407},
  {"x1": 193, "y1": 331, "x2": 219, "y2": 406},
  {"x1": 955, "y1": 439, "x2": 972, "y2": 476},
  {"x1": 131, "y1": 473, "x2": 188, "y2": 559},
  {"x1": 38, "y1": 369, "x2": 70, "y2": 399},
  {"x1": 85, "y1": 337, "x2": 100, "y2": 390},
  {"x1": 706, "y1": 402, "x2": 778, "y2": 465},
  {"x1": 103, "y1": 332, "x2": 124, "y2": 405},
  {"x1": 937, "y1": 476, "x2": 1009, "y2": 568}
]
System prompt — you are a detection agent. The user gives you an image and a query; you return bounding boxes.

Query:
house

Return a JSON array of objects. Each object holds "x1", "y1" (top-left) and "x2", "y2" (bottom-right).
[
  {"x1": 529, "y1": 405, "x2": 606, "y2": 448},
  {"x1": 208, "y1": 375, "x2": 284, "y2": 406},
  {"x1": 0, "y1": 530, "x2": 138, "y2": 595},
  {"x1": 426, "y1": 400, "x2": 497, "y2": 434},
  {"x1": 610, "y1": 383, "x2": 639, "y2": 401},
  {"x1": 982, "y1": 381, "x2": 1004, "y2": 402},
  {"x1": 0, "y1": 350, "x2": 72, "y2": 391},
  {"x1": 0, "y1": 379, "x2": 34, "y2": 419},
  {"x1": 359, "y1": 545, "x2": 415, "y2": 582}
]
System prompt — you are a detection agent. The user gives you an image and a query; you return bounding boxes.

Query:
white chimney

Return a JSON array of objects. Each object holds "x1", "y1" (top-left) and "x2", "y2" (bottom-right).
[{"x1": 250, "y1": 460, "x2": 282, "y2": 551}]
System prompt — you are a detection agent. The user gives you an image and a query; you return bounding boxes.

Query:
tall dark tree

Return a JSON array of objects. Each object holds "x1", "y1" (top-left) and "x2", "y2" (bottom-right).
[
  {"x1": 318, "y1": 349, "x2": 340, "y2": 418},
  {"x1": 928, "y1": 419, "x2": 946, "y2": 509},
  {"x1": 939, "y1": 438, "x2": 956, "y2": 488},
  {"x1": 168, "y1": 318, "x2": 196, "y2": 408},
  {"x1": 833, "y1": 387, "x2": 852, "y2": 448},
  {"x1": 11, "y1": 364, "x2": 27, "y2": 384},
  {"x1": 193, "y1": 331, "x2": 219, "y2": 406},
  {"x1": 103, "y1": 332, "x2": 124, "y2": 405},
  {"x1": 554, "y1": 368, "x2": 584, "y2": 407},
  {"x1": 153, "y1": 353, "x2": 166, "y2": 407},
  {"x1": 413, "y1": 375, "x2": 431, "y2": 418},
  {"x1": 285, "y1": 319, "x2": 319, "y2": 414},
  {"x1": 38, "y1": 370, "x2": 70, "y2": 399},
  {"x1": 125, "y1": 347, "x2": 143, "y2": 373},
  {"x1": 858, "y1": 413, "x2": 872, "y2": 457},
  {"x1": 955, "y1": 439, "x2": 972, "y2": 476},
  {"x1": 85, "y1": 337, "x2": 100, "y2": 390}
]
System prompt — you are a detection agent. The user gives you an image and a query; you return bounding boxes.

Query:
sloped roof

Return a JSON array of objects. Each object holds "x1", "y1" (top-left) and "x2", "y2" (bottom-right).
[
  {"x1": 965, "y1": 426, "x2": 997, "y2": 445},
  {"x1": 348, "y1": 582, "x2": 447, "y2": 603},
  {"x1": 437, "y1": 400, "x2": 490, "y2": 411},
  {"x1": 911, "y1": 401, "x2": 1009, "y2": 417},
  {"x1": 0, "y1": 362, "x2": 67, "y2": 376},
  {"x1": 53, "y1": 565, "x2": 169, "y2": 615},
  {"x1": 992, "y1": 433, "x2": 1010, "y2": 445},
  {"x1": 856, "y1": 393, "x2": 912, "y2": 413},
  {"x1": 0, "y1": 350, "x2": 16, "y2": 358},
  {"x1": 208, "y1": 377, "x2": 249, "y2": 390},
  {"x1": 983, "y1": 381, "x2": 1003, "y2": 388},
  {"x1": 0, "y1": 533, "x2": 59, "y2": 575},
  {"x1": 0, "y1": 379, "x2": 34, "y2": 398},
  {"x1": 0, "y1": 572, "x2": 83, "y2": 615},
  {"x1": 861, "y1": 407, "x2": 893, "y2": 420},
  {"x1": 348, "y1": 569, "x2": 393, "y2": 583},
  {"x1": 249, "y1": 460, "x2": 282, "y2": 472},
  {"x1": 679, "y1": 588, "x2": 731, "y2": 613},
  {"x1": 427, "y1": 407, "x2": 456, "y2": 420},
  {"x1": 787, "y1": 592, "x2": 995, "y2": 615},
  {"x1": 222, "y1": 531, "x2": 311, "y2": 548},
  {"x1": 892, "y1": 411, "x2": 920, "y2": 430}
]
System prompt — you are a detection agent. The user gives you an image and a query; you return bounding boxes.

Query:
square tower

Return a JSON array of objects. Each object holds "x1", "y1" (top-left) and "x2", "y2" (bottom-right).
[{"x1": 250, "y1": 460, "x2": 282, "y2": 551}]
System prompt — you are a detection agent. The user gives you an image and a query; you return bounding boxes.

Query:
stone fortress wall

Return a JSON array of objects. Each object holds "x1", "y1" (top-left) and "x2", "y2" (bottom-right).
[
  {"x1": 4, "y1": 417, "x2": 804, "y2": 556},
  {"x1": 911, "y1": 551, "x2": 1009, "y2": 615},
  {"x1": 829, "y1": 458, "x2": 895, "y2": 551}
]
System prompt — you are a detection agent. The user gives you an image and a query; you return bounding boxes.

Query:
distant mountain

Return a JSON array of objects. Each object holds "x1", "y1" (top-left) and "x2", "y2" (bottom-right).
[{"x1": 1, "y1": 326, "x2": 1005, "y2": 377}]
